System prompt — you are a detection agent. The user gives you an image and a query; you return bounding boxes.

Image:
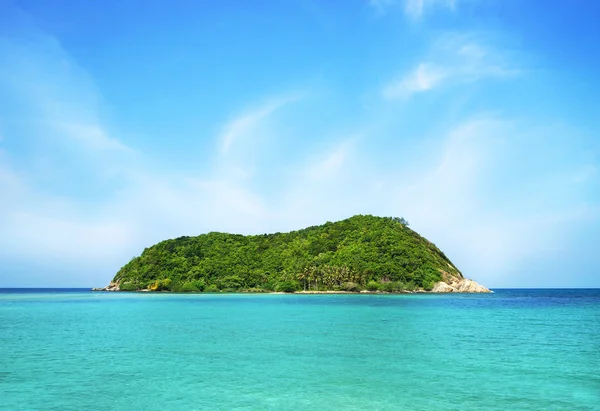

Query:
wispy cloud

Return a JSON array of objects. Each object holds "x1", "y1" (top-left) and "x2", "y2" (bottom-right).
[
  {"x1": 304, "y1": 139, "x2": 355, "y2": 180},
  {"x1": 383, "y1": 63, "x2": 445, "y2": 99},
  {"x1": 58, "y1": 123, "x2": 133, "y2": 153},
  {"x1": 0, "y1": 29, "x2": 138, "y2": 281},
  {"x1": 0, "y1": 27, "x2": 301, "y2": 285},
  {"x1": 369, "y1": 0, "x2": 459, "y2": 18},
  {"x1": 383, "y1": 33, "x2": 519, "y2": 99},
  {"x1": 368, "y1": 0, "x2": 395, "y2": 15},
  {"x1": 405, "y1": 0, "x2": 457, "y2": 19},
  {"x1": 220, "y1": 94, "x2": 302, "y2": 154},
  {"x1": 0, "y1": 30, "x2": 135, "y2": 163},
  {"x1": 571, "y1": 164, "x2": 597, "y2": 184}
]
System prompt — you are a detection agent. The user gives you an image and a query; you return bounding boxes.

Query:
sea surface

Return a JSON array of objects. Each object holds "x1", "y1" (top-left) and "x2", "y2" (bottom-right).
[{"x1": 0, "y1": 289, "x2": 598, "y2": 410}]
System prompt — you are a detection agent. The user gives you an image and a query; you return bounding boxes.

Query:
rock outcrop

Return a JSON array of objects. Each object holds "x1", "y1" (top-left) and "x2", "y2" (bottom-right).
[
  {"x1": 92, "y1": 281, "x2": 120, "y2": 292},
  {"x1": 431, "y1": 279, "x2": 491, "y2": 293},
  {"x1": 431, "y1": 282, "x2": 456, "y2": 293}
]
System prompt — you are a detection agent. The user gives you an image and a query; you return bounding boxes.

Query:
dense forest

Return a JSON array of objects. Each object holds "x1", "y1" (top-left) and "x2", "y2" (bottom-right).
[{"x1": 112, "y1": 215, "x2": 463, "y2": 292}]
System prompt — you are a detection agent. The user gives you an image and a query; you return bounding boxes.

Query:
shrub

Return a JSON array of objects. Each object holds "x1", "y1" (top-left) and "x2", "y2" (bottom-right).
[
  {"x1": 180, "y1": 281, "x2": 202, "y2": 292},
  {"x1": 119, "y1": 282, "x2": 138, "y2": 291},
  {"x1": 189, "y1": 280, "x2": 205, "y2": 291},
  {"x1": 404, "y1": 281, "x2": 417, "y2": 291},
  {"x1": 219, "y1": 275, "x2": 244, "y2": 290},
  {"x1": 341, "y1": 282, "x2": 359, "y2": 292},
  {"x1": 366, "y1": 281, "x2": 381, "y2": 291},
  {"x1": 204, "y1": 284, "x2": 219, "y2": 293},
  {"x1": 381, "y1": 281, "x2": 405, "y2": 292},
  {"x1": 422, "y1": 279, "x2": 435, "y2": 291},
  {"x1": 148, "y1": 279, "x2": 173, "y2": 291},
  {"x1": 155, "y1": 278, "x2": 172, "y2": 291},
  {"x1": 275, "y1": 280, "x2": 299, "y2": 293},
  {"x1": 262, "y1": 280, "x2": 276, "y2": 292}
]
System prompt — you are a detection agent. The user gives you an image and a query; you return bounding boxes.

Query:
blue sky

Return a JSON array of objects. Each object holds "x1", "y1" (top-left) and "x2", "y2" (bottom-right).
[{"x1": 1, "y1": 0, "x2": 599, "y2": 288}]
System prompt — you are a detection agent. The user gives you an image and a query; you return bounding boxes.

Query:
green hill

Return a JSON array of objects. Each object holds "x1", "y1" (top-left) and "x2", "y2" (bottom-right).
[{"x1": 110, "y1": 215, "x2": 464, "y2": 292}]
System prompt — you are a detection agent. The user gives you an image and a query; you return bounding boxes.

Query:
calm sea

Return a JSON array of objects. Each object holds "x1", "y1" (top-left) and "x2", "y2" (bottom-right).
[{"x1": 0, "y1": 289, "x2": 598, "y2": 410}]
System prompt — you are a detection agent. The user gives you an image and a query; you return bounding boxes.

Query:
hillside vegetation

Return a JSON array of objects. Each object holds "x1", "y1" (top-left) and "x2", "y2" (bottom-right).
[{"x1": 113, "y1": 215, "x2": 463, "y2": 292}]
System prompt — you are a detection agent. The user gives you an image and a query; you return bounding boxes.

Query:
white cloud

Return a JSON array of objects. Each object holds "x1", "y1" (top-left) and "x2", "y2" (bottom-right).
[
  {"x1": 383, "y1": 63, "x2": 446, "y2": 99},
  {"x1": 383, "y1": 33, "x2": 519, "y2": 99},
  {"x1": 220, "y1": 94, "x2": 302, "y2": 154}
]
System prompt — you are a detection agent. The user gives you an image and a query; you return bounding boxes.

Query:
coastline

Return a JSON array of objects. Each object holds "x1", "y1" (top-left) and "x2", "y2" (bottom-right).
[{"x1": 92, "y1": 279, "x2": 492, "y2": 294}]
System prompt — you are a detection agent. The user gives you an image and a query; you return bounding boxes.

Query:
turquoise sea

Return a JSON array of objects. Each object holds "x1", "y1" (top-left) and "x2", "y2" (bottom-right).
[{"x1": 1, "y1": 289, "x2": 599, "y2": 410}]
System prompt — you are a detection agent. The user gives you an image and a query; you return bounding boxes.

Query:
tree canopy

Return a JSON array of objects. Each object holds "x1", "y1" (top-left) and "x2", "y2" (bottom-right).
[{"x1": 113, "y1": 215, "x2": 463, "y2": 292}]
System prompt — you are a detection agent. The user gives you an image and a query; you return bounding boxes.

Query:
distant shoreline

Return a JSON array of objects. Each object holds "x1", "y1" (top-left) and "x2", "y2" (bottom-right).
[
  {"x1": 92, "y1": 277, "x2": 492, "y2": 294},
  {"x1": 91, "y1": 288, "x2": 492, "y2": 294}
]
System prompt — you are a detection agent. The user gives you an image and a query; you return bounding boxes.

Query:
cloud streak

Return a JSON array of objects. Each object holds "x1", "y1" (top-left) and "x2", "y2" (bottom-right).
[
  {"x1": 405, "y1": 0, "x2": 457, "y2": 19},
  {"x1": 383, "y1": 63, "x2": 445, "y2": 99},
  {"x1": 369, "y1": 0, "x2": 459, "y2": 18},
  {"x1": 220, "y1": 94, "x2": 302, "y2": 154},
  {"x1": 383, "y1": 33, "x2": 519, "y2": 99}
]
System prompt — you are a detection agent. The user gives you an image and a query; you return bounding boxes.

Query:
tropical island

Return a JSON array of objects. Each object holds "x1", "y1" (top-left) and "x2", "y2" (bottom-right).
[{"x1": 95, "y1": 215, "x2": 490, "y2": 293}]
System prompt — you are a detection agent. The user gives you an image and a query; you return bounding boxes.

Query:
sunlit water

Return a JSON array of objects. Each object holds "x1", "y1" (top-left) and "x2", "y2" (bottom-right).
[{"x1": 1, "y1": 289, "x2": 599, "y2": 410}]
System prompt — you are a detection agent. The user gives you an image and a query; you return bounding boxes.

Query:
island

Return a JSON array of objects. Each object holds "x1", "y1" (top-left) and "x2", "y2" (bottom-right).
[{"x1": 95, "y1": 215, "x2": 490, "y2": 293}]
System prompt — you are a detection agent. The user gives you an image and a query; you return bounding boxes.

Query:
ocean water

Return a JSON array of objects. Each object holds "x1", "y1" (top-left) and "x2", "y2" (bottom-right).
[{"x1": 0, "y1": 289, "x2": 598, "y2": 410}]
